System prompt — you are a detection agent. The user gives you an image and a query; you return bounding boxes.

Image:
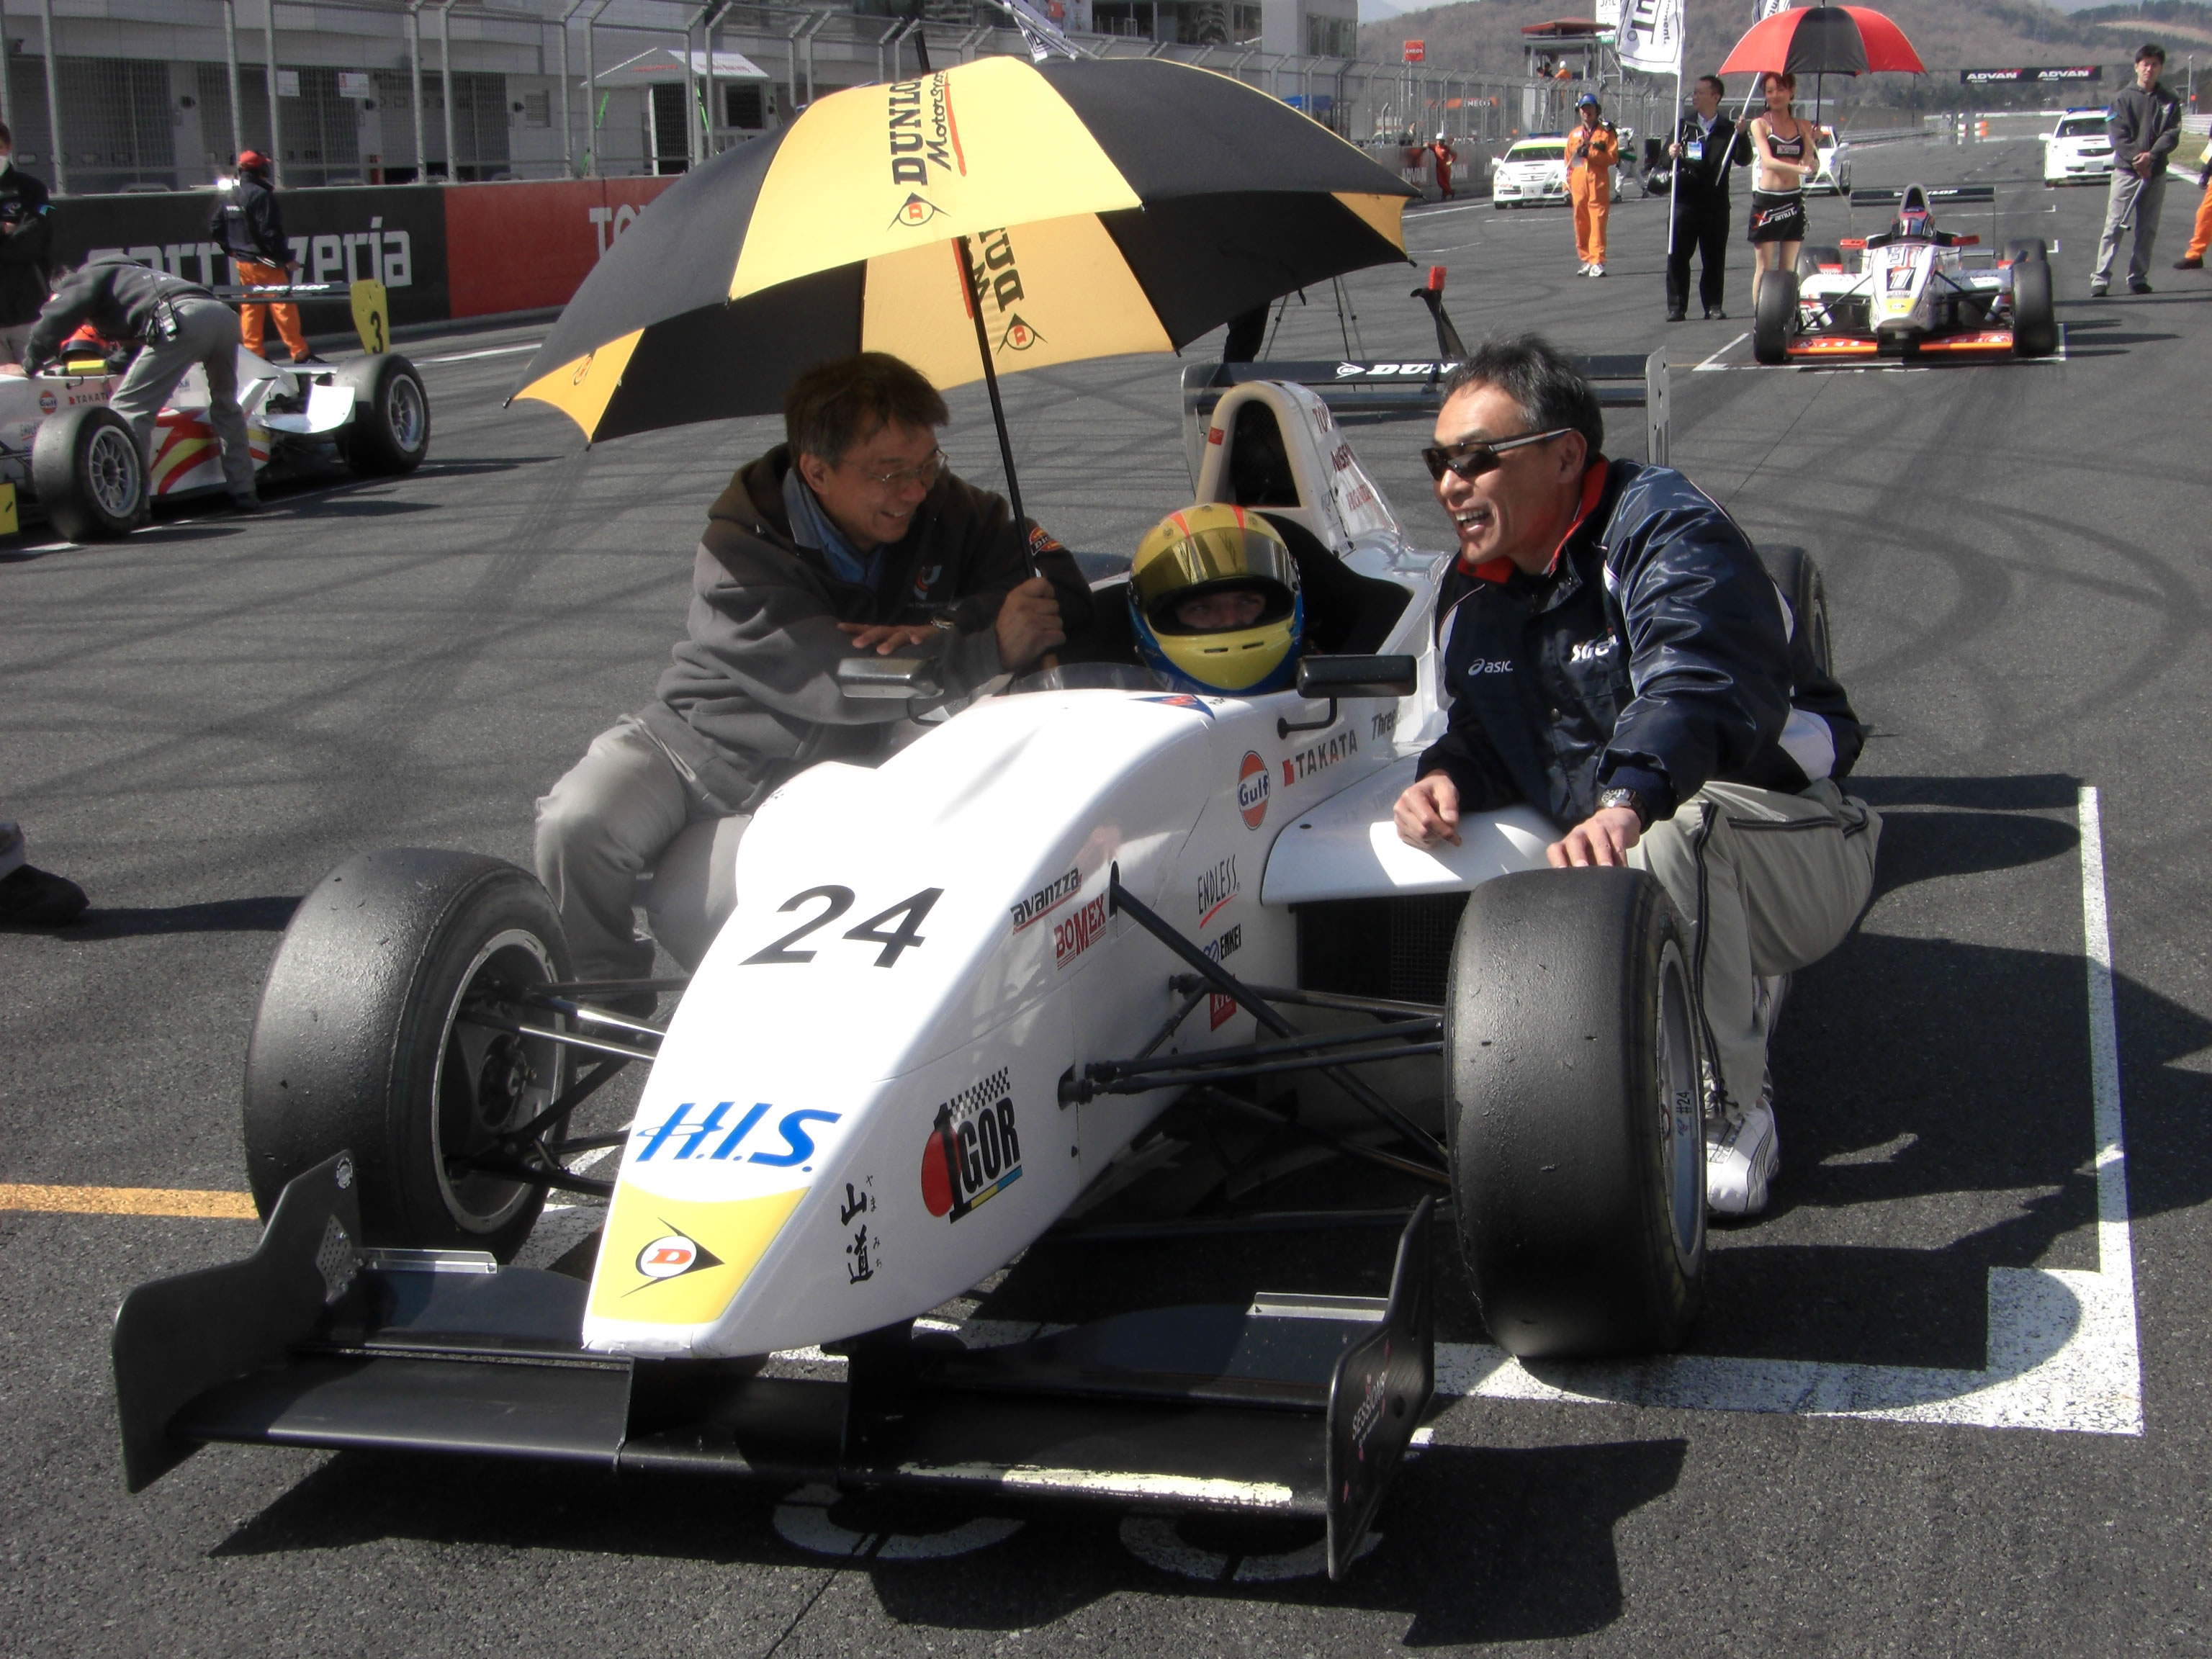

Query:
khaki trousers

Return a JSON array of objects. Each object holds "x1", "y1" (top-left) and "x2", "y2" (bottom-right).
[{"x1": 1630, "y1": 778, "x2": 1881, "y2": 1115}]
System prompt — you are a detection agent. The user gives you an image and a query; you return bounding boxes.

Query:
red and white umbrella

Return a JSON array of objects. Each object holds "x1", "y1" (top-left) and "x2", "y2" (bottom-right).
[{"x1": 1719, "y1": 4, "x2": 1925, "y2": 78}]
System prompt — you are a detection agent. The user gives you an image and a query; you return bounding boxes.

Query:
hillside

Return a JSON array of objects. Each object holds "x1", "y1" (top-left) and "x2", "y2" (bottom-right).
[{"x1": 1359, "y1": 0, "x2": 2212, "y2": 84}]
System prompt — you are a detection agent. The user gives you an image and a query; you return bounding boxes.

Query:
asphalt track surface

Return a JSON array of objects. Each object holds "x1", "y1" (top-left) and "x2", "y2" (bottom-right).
[{"x1": 6, "y1": 135, "x2": 2212, "y2": 1654}]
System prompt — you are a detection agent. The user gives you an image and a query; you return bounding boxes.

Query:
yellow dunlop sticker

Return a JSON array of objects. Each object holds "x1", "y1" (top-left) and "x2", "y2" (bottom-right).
[{"x1": 587, "y1": 1183, "x2": 806, "y2": 1326}]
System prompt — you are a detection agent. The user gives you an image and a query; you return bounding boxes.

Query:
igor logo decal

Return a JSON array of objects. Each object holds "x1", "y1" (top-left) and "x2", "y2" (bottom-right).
[
  {"x1": 635, "y1": 1232, "x2": 721, "y2": 1281},
  {"x1": 634, "y1": 1102, "x2": 842, "y2": 1165},
  {"x1": 1237, "y1": 751, "x2": 1271, "y2": 830},
  {"x1": 920, "y1": 1067, "x2": 1022, "y2": 1222}
]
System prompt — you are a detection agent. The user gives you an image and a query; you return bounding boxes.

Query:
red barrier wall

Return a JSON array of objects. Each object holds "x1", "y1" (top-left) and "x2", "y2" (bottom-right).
[{"x1": 442, "y1": 177, "x2": 680, "y2": 320}]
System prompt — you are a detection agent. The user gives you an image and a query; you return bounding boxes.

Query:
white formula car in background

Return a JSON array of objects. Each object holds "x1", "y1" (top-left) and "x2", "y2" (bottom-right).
[
  {"x1": 1757, "y1": 183, "x2": 2057, "y2": 365},
  {"x1": 4, "y1": 277, "x2": 428, "y2": 542},
  {"x1": 111, "y1": 346, "x2": 1823, "y2": 1581}
]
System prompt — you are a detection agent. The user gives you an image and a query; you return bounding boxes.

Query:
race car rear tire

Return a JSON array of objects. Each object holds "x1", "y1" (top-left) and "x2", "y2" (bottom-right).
[
  {"x1": 336, "y1": 351, "x2": 431, "y2": 475},
  {"x1": 2003, "y1": 238, "x2": 2049, "y2": 266},
  {"x1": 31, "y1": 404, "x2": 143, "y2": 542},
  {"x1": 1753, "y1": 269, "x2": 1797, "y2": 366},
  {"x1": 2012, "y1": 258, "x2": 2057, "y2": 358},
  {"x1": 1757, "y1": 544, "x2": 1833, "y2": 680},
  {"x1": 243, "y1": 848, "x2": 571, "y2": 1261},
  {"x1": 1797, "y1": 245, "x2": 1843, "y2": 279},
  {"x1": 1443, "y1": 868, "x2": 1706, "y2": 1359}
]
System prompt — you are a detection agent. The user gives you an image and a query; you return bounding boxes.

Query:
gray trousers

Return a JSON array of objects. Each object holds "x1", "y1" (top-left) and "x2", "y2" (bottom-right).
[
  {"x1": 107, "y1": 297, "x2": 255, "y2": 498},
  {"x1": 2094, "y1": 166, "x2": 2169, "y2": 287},
  {"x1": 533, "y1": 717, "x2": 750, "y2": 981},
  {"x1": 1631, "y1": 778, "x2": 1881, "y2": 1115},
  {"x1": 0, "y1": 322, "x2": 34, "y2": 366}
]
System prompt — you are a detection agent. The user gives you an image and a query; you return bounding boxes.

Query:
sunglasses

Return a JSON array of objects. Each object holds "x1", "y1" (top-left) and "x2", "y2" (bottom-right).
[
  {"x1": 848, "y1": 448, "x2": 947, "y2": 490},
  {"x1": 1420, "y1": 426, "x2": 1573, "y2": 482}
]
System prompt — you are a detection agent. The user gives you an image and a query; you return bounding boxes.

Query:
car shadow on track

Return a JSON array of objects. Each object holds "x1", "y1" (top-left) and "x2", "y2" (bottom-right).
[
  {"x1": 0, "y1": 894, "x2": 300, "y2": 940},
  {"x1": 203, "y1": 1436, "x2": 1686, "y2": 1641}
]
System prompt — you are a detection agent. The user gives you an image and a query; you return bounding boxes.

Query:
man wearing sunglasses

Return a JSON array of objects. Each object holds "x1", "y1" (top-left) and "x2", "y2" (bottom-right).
[
  {"x1": 1393, "y1": 335, "x2": 1879, "y2": 1218},
  {"x1": 536, "y1": 351, "x2": 1088, "y2": 995}
]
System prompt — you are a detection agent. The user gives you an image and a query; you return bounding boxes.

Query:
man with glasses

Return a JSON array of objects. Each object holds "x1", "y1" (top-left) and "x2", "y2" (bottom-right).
[
  {"x1": 1392, "y1": 336, "x2": 1879, "y2": 1218},
  {"x1": 535, "y1": 351, "x2": 1085, "y2": 993}
]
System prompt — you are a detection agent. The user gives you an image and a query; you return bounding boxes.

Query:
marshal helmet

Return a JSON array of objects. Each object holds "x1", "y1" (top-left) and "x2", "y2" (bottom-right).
[{"x1": 1127, "y1": 504, "x2": 1303, "y2": 696}]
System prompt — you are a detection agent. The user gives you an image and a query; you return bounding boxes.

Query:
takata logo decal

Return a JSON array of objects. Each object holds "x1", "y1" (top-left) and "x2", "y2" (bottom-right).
[
  {"x1": 1197, "y1": 854, "x2": 1240, "y2": 926},
  {"x1": 1282, "y1": 727, "x2": 1357, "y2": 787},
  {"x1": 1237, "y1": 751, "x2": 1271, "y2": 830},
  {"x1": 1054, "y1": 895, "x2": 1108, "y2": 968},
  {"x1": 633, "y1": 1101, "x2": 842, "y2": 1166},
  {"x1": 920, "y1": 1066, "x2": 1022, "y2": 1222},
  {"x1": 888, "y1": 73, "x2": 966, "y2": 188},
  {"x1": 634, "y1": 1231, "x2": 721, "y2": 1281},
  {"x1": 1011, "y1": 866, "x2": 1081, "y2": 932},
  {"x1": 889, "y1": 191, "x2": 945, "y2": 228}
]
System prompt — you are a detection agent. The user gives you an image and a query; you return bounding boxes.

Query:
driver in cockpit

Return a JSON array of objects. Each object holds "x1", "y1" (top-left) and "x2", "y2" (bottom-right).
[{"x1": 1125, "y1": 505, "x2": 1305, "y2": 696}]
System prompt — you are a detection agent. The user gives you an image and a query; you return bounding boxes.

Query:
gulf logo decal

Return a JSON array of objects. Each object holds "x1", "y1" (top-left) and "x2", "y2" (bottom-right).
[{"x1": 1237, "y1": 750, "x2": 1271, "y2": 830}]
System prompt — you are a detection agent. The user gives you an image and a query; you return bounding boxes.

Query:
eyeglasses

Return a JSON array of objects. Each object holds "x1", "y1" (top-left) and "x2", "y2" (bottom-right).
[
  {"x1": 1421, "y1": 427, "x2": 1572, "y2": 482},
  {"x1": 848, "y1": 448, "x2": 947, "y2": 490}
]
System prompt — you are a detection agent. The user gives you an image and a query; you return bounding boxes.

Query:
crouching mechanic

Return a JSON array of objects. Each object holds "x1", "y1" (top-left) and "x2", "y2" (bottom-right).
[
  {"x1": 20, "y1": 255, "x2": 257, "y2": 510},
  {"x1": 534, "y1": 351, "x2": 1088, "y2": 996},
  {"x1": 1392, "y1": 335, "x2": 1881, "y2": 1217}
]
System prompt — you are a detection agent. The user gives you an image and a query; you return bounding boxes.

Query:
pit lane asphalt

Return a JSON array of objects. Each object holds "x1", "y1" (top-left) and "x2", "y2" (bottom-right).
[{"x1": 5, "y1": 135, "x2": 2212, "y2": 1655}]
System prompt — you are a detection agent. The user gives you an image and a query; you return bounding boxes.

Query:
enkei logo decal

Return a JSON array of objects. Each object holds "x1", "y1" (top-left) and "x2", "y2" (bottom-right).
[
  {"x1": 1237, "y1": 751, "x2": 1272, "y2": 830},
  {"x1": 1011, "y1": 867, "x2": 1082, "y2": 932},
  {"x1": 1197, "y1": 854, "x2": 1240, "y2": 926},
  {"x1": 1205, "y1": 922, "x2": 1244, "y2": 1028},
  {"x1": 920, "y1": 1067, "x2": 1022, "y2": 1222},
  {"x1": 1282, "y1": 728, "x2": 1358, "y2": 788},
  {"x1": 633, "y1": 1101, "x2": 842, "y2": 1166},
  {"x1": 635, "y1": 1232, "x2": 721, "y2": 1281},
  {"x1": 887, "y1": 73, "x2": 965, "y2": 189},
  {"x1": 1054, "y1": 895, "x2": 1108, "y2": 967}
]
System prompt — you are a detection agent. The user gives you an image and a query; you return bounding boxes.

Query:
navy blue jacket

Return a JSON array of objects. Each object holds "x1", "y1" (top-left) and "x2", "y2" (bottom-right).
[{"x1": 1418, "y1": 457, "x2": 1864, "y2": 831}]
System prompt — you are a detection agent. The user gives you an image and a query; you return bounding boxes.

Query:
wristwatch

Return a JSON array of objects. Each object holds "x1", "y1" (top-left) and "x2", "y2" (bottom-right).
[{"x1": 1596, "y1": 786, "x2": 1650, "y2": 831}]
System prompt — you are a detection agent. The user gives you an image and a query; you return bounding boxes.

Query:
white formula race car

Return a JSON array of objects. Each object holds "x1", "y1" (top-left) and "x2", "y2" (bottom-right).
[
  {"x1": 4, "y1": 278, "x2": 428, "y2": 542},
  {"x1": 1755, "y1": 184, "x2": 2057, "y2": 366},
  {"x1": 112, "y1": 354, "x2": 1817, "y2": 1579}
]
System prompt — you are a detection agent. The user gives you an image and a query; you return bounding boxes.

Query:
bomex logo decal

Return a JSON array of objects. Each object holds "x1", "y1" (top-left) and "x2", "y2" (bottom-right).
[
  {"x1": 887, "y1": 74, "x2": 964, "y2": 189},
  {"x1": 920, "y1": 1066, "x2": 1022, "y2": 1221},
  {"x1": 634, "y1": 1102, "x2": 841, "y2": 1165}
]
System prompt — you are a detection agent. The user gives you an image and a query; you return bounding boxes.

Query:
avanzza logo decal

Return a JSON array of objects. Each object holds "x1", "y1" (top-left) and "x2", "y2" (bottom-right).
[
  {"x1": 887, "y1": 73, "x2": 965, "y2": 190},
  {"x1": 1011, "y1": 867, "x2": 1081, "y2": 932}
]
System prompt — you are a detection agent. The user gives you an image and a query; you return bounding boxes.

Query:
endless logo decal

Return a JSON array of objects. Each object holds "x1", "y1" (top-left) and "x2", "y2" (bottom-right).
[
  {"x1": 1197, "y1": 854, "x2": 1240, "y2": 926},
  {"x1": 1237, "y1": 751, "x2": 1271, "y2": 830},
  {"x1": 920, "y1": 1066, "x2": 1022, "y2": 1222},
  {"x1": 1054, "y1": 895, "x2": 1108, "y2": 968},
  {"x1": 635, "y1": 1231, "x2": 723, "y2": 1282},
  {"x1": 1282, "y1": 727, "x2": 1358, "y2": 788},
  {"x1": 1012, "y1": 867, "x2": 1081, "y2": 932}
]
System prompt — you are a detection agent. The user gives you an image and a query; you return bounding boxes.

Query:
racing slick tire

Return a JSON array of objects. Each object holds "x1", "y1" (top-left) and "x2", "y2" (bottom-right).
[
  {"x1": 2003, "y1": 238, "x2": 2049, "y2": 266},
  {"x1": 1757, "y1": 544, "x2": 1833, "y2": 680},
  {"x1": 1443, "y1": 868, "x2": 1707, "y2": 1359},
  {"x1": 335, "y1": 351, "x2": 431, "y2": 475},
  {"x1": 31, "y1": 404, "x2": 143, "y2": 542},
  {"x1": 1796, "y1": 245, "x2": 1843, "y2": 279},
  {"x1": 243, "y1": 848, "x2": 572, "y2": 1262},
  {"x1": 2012, "y1": 258, "x2": 2057, "y2": 358},
  {"x1": 1753, "y1": 269, "x2": 1798, "y2": 365}
]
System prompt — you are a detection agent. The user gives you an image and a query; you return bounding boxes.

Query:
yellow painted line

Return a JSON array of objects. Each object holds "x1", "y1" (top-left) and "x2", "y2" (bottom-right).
[{"x1": 0, "y1": 1182, "x2": 258, "y2": 1219}]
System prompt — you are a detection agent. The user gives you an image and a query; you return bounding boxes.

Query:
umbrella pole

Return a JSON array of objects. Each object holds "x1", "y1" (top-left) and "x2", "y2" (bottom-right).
[{"x1": 958, "y1": 234, "x2": 1032, "y2": 567}]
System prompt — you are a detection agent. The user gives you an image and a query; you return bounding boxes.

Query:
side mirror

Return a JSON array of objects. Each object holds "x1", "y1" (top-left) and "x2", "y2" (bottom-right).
[
  {"x1": 1295, "y1": 654, "x2": 1419, "y2": 698},
  {"x1": 835, "y1": 655, "x2": 943, "y2": 701}
]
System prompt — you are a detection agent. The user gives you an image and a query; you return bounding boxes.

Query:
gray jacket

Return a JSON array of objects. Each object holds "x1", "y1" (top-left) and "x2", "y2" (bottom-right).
[
  {"x1": 24, "y1": 255, "x2": 220, "y2": 370},
  {"x1": 2108, "y1": 81, "x2": 2182, "y2": 170},
  {"x1": 637, "y1": 444, "x2": 1091, "y2": 812}
]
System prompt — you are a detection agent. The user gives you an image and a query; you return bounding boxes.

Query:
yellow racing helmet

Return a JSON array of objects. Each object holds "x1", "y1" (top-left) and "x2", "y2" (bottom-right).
[{"x1": 1127, "y1": 504, "x2": 1303, "y2": 696}]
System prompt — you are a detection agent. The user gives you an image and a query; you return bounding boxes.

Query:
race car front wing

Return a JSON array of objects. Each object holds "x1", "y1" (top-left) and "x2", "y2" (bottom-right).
[{"x1": 113, "y1": 1153, "x2": 1436, "y2": 1582}]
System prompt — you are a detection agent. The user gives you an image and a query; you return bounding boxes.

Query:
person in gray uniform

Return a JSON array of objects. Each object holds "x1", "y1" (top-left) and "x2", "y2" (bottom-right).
[{"x1": 22, "y1": 254, "x2": 257, "y2": 511}]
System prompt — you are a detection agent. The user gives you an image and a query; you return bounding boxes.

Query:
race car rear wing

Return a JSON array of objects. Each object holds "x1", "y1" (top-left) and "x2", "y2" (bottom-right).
[
  {"x1": 1179, "y1": 349, "x2": 1670, "y2": 485},
  {"x1": 210, "y1": 276, "x2": 392, "y2": 355},
  {"x1": 1849, "y1": 185, "x2": 1997, "y2": 206}
]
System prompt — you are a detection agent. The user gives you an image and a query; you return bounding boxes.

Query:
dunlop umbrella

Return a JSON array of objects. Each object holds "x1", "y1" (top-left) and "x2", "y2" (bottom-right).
[{"x1": 511, "y1": 54, "x2": 1415, "y2": 522}]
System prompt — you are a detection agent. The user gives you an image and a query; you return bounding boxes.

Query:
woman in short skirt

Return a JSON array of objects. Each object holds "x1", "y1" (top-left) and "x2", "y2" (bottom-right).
[{"x1": 1747, "y1": 71, "x2": 1819, "y2": 310}]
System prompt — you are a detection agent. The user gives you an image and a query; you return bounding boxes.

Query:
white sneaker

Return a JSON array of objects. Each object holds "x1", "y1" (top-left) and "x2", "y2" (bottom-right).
[
  {"x1": 1707, "y1": 1097, "x2": 1779, "y2": 1217},
  {"x1": 1589, "y1": 263, "x2": 1607, "y2": 278},
  {"x1": 1576, "y1": 260, "x2": 1591, "y2": 275}
]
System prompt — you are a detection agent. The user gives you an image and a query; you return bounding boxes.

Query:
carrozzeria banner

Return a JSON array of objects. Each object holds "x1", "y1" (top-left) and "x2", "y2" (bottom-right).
[{"x1": 48, "y1": 177, "x2": 680, "y2": 331}]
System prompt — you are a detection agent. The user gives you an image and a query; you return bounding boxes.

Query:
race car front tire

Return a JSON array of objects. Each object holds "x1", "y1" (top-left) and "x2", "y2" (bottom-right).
[
  {"x1": 1443, "y1": 867, "x2": 1706, "y2": 1359},
  {"x1": 32, "y1": 404, "x2": 143, "y2": 542},
  {"x1": 336, "y1": 351, "x2": 431, "y2": 475},
  {"x1": 2013, "y1": 258, "x2": 2057, "y2": 357},
  {"x1": 2004, "y1": 238, "x2": 2049, "y2": 267},
  {"x1": 243, "y1": 848, "x2": 572, "y2": 1261},
  {"x1": 1753, "y1": 269, "x2": 1798, "y2": 366}
]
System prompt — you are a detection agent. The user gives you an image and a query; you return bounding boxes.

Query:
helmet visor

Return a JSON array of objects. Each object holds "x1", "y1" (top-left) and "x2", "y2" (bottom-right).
[{"x1": 1133, "y1": 525, "x2": 1299, "y2": 634}]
